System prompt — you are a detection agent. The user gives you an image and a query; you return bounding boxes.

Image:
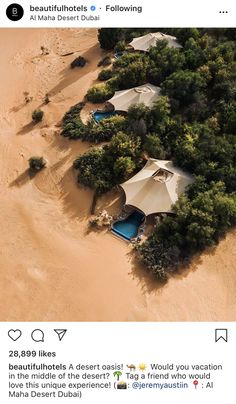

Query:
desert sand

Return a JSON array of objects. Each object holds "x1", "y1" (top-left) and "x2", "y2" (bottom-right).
[{"x1": 0, "y1": 28, "x2": 235, "y2": 321}]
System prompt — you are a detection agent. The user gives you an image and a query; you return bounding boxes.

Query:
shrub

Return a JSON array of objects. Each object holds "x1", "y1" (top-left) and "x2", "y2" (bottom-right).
[
  {"x1": 24, "y1": 91, "x2": 33, "y2": 104},
  {"x1": 108, "y1": 131, "x2": 142, "y2": 159},
  {"x1": 136, "y1": 240, "x2": 181, "y2": 281},
  {"x1": 89, "y1": 217, "x2": 99, "y2": 227},
  {"x1": 97, "y1": 56, "x2": 112, "y2": 67},
  {"x1": 40, "y1": 46, "x2": 49, "y2": 55},
  {"x1": 44, "y1": 93, "x2": 50, "y2": 104},
  {"x1": 113, "y1": 52, "x2": 144, "y2": 69},
  {"x1": 73, "y1": 147, "x2": 113, "y2": 194},
  {"x1": 28, "y1": 156, "x2": 46, "y2": 171},
  {"x1": 98, "y1": 69, "x2": 113, "y2": 81},
  {"x1": 84, "y1": 115, "x2": 127, "y2": 143},
  {"x1": 86, "y1": 84, "x2": 114, "y2": 103},
  {"x1": 62, "y1": 102, "x2": 127, "y2": 142},
  {"x1": 70, "y1": 56, "x2": 87, "y2": 68},
  {"x1": 61, "y1": 102, "x2": 86, "y2": 139},
  {"x1": 32, "y1": 109, "x2": 44, "y2": 123},
  {"x1": 114, "y1": 40, "x2": 126, "y2": 53},
  {"x1": 73, "y1": 132, "x2": 142, "y2": 194}
]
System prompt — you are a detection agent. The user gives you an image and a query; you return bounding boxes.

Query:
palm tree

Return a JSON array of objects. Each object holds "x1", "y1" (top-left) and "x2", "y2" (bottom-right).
[{"x1": 113, "y1": 371, "x2": 122, "y2": 381}]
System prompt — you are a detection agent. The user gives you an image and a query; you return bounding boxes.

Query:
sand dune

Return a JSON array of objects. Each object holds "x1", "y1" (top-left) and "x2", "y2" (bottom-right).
[{"x1": 0, "y1": 28, "x2": 235, "y2": 321}]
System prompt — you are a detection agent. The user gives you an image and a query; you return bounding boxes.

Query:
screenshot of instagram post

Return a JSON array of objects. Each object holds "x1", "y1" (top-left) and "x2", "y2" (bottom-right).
[{"x1": 0, "y1": 0, "x2": 235, "y2": 403}]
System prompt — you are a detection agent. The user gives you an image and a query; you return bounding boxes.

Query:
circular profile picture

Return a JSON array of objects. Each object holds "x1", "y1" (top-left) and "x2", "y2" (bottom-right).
[{"x1": 6, "y1": 4, "x2": 24, "y2": 21}]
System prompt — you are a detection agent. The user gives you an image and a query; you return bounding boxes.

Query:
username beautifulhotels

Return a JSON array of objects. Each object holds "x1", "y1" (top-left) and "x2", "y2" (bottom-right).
[{"x1": 30, "y1": 5, "x2": 142, "y2": 13}]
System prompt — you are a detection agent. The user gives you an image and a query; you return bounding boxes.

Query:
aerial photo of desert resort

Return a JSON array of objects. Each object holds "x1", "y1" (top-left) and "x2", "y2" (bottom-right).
[{"x1": 0, "y1": 28, "x2": 236, "y2": 322}]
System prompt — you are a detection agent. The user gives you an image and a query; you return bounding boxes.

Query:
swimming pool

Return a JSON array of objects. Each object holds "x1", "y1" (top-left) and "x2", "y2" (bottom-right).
[
  {"x1": 112, "y1": 210, "x2": 145, "y2": 241},
  {"x1": 92, "y1": 110, "x2": 116, "y2": 123},
  {"x1": 114, "y1": 51, "x2": 124, "y2": 59}
]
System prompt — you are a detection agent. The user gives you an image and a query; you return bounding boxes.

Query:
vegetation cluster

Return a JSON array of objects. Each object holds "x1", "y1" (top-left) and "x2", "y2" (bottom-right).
[{"x1": 63, "y1": 28, "x2": 236, "y2": 279}]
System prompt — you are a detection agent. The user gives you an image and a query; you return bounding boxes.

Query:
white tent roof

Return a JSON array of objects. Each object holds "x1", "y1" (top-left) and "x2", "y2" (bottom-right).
[
  {"x1": 129, "y1": 32, "x2": 182, "y2": 52},
  {"x1": 120, "y1": 159, "x2": 194, "y2": 216},
  {"x1": 108, "y1": 84, "x2": 161, "y2": 112}
]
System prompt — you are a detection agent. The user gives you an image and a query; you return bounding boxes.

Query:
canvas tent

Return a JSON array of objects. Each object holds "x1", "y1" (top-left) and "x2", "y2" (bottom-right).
[
  {"x1": 108, "y1": 84, "x2": 161, "y2": 112},
  {"x1": 120, "y1": 159, "x2": 194, "y2": 216},
  {"x1": 129, "y1": 32, "x2": 182, "y2": 52}
]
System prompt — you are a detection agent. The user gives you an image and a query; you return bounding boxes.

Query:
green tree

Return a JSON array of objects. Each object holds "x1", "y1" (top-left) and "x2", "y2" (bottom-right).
[
  {"x1": 148, "y1": 40, "x2": 185, "y2": 85},
  {"x1": 148, "y1": 96, "x2": 171, "y2": 135},
  {"x1": 127, "y1": 103, "x2": 149, "y2": 121},
  {"x1": 114, "y1": 40, "x2": 126, "y2": 53},
  {"x1": 184, "y1": 37, "x2": 207, "y2": 70},
  {"x1": 84, "y1": 115, "x2": 127, "y2": 143},
  {"x1": 127, "y1": 103, "x2": 149, "y2": 139},
  {"x1": 144, "y1": 134, "x2": 165, "y2": 159},
  {"x1": 162, "y1": 70, "x2": 207, "y2": 106},
  {"x1": 109, "y1": 132, "x2": 141, "y2": 158},
  {"x1": 73, "y1": 132, "x2": 142, "y2": 194},
  {"x1": 116, "y1": 60, "x2": 148, "y2": 89},
  {"x1": 98, "y1": 28, "x2": 123, "y2": 50},
  {"x1": 113, "y1": 52, "x2": 144, "y2": 69},
  {"x1": 98, "y1": 69, "x2": 113, "y2": 81},
  {"x1": 114, "y1": 156, "x2": 135, "y2": 181},
  {"x1": 171, "y1": 28, "x2": 200, "y2": 45},
  {"x1": 73, "y1": 147, "x2": 113, "y2": 194},
  {"x1": 86, "y1": 84, "x2": 114, "y2": 103},
  {"x1": 220, "y1": 101, "x2": 236, "y2": 134},
  {"x1": 28, "y1": 156, "x2": 46, "y2": 171},
  {"x1": 32, "y1": 109, "x2": 44, "y2": 123},
  {"x1": 62, "y1": 102, "x2": 86, "y2": 139},
  {"x1": 113, "y1": 371, "x2": 122, "y2": 381}
]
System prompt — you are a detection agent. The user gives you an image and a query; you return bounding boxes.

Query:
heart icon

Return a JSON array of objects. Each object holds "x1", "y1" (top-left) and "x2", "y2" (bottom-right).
[{"x1": 8, "y1": 329, "x2": 22, "y2": 341}]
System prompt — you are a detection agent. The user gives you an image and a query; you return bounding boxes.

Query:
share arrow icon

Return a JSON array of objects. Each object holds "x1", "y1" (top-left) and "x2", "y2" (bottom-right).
[{"x1": 54, "y1": 329, "x2": 67, "y2": 341}]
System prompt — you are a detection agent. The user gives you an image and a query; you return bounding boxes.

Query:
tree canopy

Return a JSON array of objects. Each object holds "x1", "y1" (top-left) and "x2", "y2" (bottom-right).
[{"x1": 66, "y1": 28, "x2": 236, "y2": 279}]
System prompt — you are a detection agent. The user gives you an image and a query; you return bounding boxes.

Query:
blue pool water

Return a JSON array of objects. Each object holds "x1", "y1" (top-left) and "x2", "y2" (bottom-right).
[
  {"x1": 112, "y1": 210, "x2": 145, "y2": 241},
  {"x1": 114, "y1": 52, "x2": 124, "y2": 59},
  {"x1": 93, "y1": 111, "x2": 116, "y2": 123}
]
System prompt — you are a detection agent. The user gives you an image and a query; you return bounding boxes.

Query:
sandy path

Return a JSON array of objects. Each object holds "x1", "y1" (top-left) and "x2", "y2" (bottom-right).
[{"x1": 0, "y1": 28, "x2": 235, "y2": 322}]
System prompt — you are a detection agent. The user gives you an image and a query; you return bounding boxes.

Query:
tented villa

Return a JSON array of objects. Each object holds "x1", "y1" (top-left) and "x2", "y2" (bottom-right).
[
  {"x1": 92, "y1": 83, "x2": 161, "y2": 122},
  {"x1": 129, "y1": 32, "x2": 182, "y2": 52},
  {"x1": 111, "y1": 159, "x2": 194, "y2": 241},
  {"x1": 107, "y1": 84, "x2": 161, "y2": 113}
]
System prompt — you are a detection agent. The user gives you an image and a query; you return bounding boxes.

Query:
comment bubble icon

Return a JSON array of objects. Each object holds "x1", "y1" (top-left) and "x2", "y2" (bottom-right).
[{"x1": 31, "y1": 329, "x2": 44, "y2": 342}]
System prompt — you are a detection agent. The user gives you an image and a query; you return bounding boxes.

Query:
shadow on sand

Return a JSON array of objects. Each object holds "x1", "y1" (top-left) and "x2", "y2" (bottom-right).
[
  {"x1": 127, "y1": 249, "x2": 166, "y2": 295},
  {"x1": 127, "y1": 243, "x2": 219, "y2": 295},
  {"x1": 16, "y1": 121, "x2": 36, "y2": 136},
  {"x1": 48, "y1": 44, "x2": 100, "y2": 97},
  {"x1": 10, "y1": 103, "x2": 26, "y2": 114},
  {"x1": 49, "y1": 131, "x2": 91, "y2": 154},
  {"x1": 9, "y1": 168, "x2": 37, "y2": 187},
  {"x1": 171, "y1": 242, "x2": 220, "y2": 282},
  {"x1": 59, "y1": 166, "x2": 94, "y2": 221}
]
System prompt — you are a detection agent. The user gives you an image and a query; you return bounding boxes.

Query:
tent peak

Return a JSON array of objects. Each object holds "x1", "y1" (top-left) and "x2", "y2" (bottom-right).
[
  {"x1": 134, "y1": 85, "x2": 152, "y2": 94},
  {"x1": 120, "y1": 158, "x2": 194, "y2": 216},
  {"x1": 152, "y1": 168, "x2": 173, "y2": 183}
]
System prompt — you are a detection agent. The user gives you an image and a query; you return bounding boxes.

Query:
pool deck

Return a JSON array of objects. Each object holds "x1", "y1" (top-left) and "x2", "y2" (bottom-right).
[{"x1": 111, "y1": 228, "x2": 131, "y2": 242}]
